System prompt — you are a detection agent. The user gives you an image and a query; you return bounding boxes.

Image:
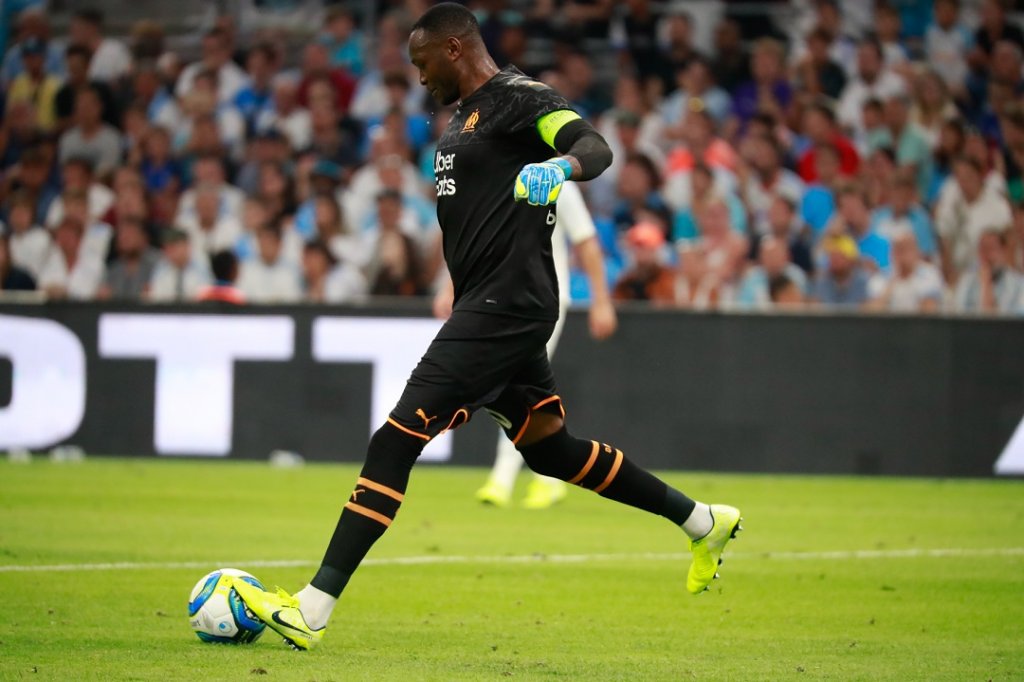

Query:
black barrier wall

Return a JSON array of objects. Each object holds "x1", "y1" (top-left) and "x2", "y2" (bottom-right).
[{"x1": 1, "y1": 303, "x2": 1022, "y2": 476}]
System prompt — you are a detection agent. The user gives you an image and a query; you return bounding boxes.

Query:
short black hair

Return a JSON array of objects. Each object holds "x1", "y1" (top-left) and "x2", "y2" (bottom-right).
[
  {"x1": 411, "y1": 2, "x2": 480, "y2": 39},
  {"x1": 65, "y1": 44, "x2": 92, "y2": 61},
  {"x1": 74, "y1": 9, "x2": 104, "y2": 28},
  {"x1": 210, "y1": 250, "x2": 238, "y2": 282}
]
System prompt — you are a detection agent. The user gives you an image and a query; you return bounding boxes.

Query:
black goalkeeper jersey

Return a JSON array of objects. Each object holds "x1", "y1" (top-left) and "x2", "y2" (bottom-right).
[{"x1": 434, "y1": 66, "x2": 573, "y2": 321}]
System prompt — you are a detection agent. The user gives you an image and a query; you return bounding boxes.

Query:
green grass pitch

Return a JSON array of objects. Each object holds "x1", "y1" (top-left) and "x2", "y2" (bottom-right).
[{"x1": 1, "y1": 458, "x2": 1022, "y2": 681}]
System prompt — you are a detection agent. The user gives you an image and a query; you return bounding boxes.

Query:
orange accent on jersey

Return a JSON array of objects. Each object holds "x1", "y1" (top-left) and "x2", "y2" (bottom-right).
[
  {"x1": 415, "y1": 408, "x2": 438, "y2": 429},
  {"x1": 462, "y1": 109, "x2": 480, "y2": 132},
  {"x1": 593, "y1": 449, "x2": 624, "y2": 494},
  {"x1": 357, "y1": 477, "x2": 405, "y2": 502},
  {"x1": 351, "y1": 488, "x2": 366, "y2": 501},
  {"x1": 568, "y1": 441, "x2": 600, "y2": 485},
  {"x1": 441, "y1": 408, "x2": 470, "y2": 434},
  {"x1": 387, "y1": 418, "x2": 431, "y2": 441},
  {"x1": 344, "y1": 501, "x2": 392, "y2": 527}
]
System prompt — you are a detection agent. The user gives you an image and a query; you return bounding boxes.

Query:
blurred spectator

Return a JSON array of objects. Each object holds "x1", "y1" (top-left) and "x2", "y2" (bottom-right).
[
  {"x1": 837, "y1": 39, "x2": 906, "y2": 137},
  {"x1": 2, "y1": 147, "x2": 59, "y2": 225},
  {"x1": 667, "y1": 162, "x2": 747, "y2": 242},
  {"x1": 126, "y1": 61, "x2": 178, "y2": 131},
  {"x1": 830, "y1": 183, "x2": 891, "y2": 271},
  {"x1": 742, "y1": 134, "x2": 806, "y2": 236},
  {"x1": 298, "y1": 43, "x2": 356, "y2": 115},
  {"x1": 769, "y1": 272, "x2": 807, "y2": 308},
  {"x1": 0, "y1": 230, "x2": 36, "y2": 291},
  {"x1": 661, "y1": 57, "x2": 731, "y2": 126},
  {"x1": 45, "y1": 158, "x2": 114, "y2": 227},
  {"x1": 176, "y1": 155, "x2": 245, "y2": 226},
  {"x1": 37, "y1": 216, "x2": 104, "y2": 299},
  {"x1": 865, "y1": 94, "x2": 932, "y2": 195},
  {"x1": 736, "y1": 235, "x2": 810, "y2": 309},
  {"x1": 874, "y1": 4, "x2": 909, "y2": 68},
  {"x1": 1, "y1": 8, "x2": 63, "y2": 86},
  {"x1": 798, "y1": 102, "x2": 861, "y2": 182},
  {"x1": 139, "y1": 126, "x2": 183, "y2": 195},
  {"x1": 235, "y1": 43, "x2": 279, "y2": 135},
  {"x1": 800, "y1": 144, "x2": 842, "y2": 236},
  {"x1": 98, "y1": 217, "x2": 160, "y2": 300},
  {"x1": 927, "y1": 0, "x2": 973, "y2": 91},
  {"x1": 7, "y1": 38, "x2": 61, "y2": 133},
  {"x1": 147, "y1": 228, "x2": 210, "y2": 302},
  {"x1": 301, "y1": 238, "x2": 367, "y2": 304},
  {"x1": 197, "y1": 250, "x2": 245, "y2": 304},
  {"x1": 936, "y1": 155, "x2": 1013, "y2": 281},
  {"x1": 610, "y1": 0, "x2": 663, "y2": 87},
  {"x1": 675, "y1": 240, "x2": 722, "y2": 309},
  {"x1": 696, "y1": 198, "x2": 749, "y2": 286},
  {"x1": 129, "y1": 20, "x2": 165, "y2": 62},
  {"x1": 654, "y1": 9, "x2": 701, "y2": 93},
  {"x1": 179, "y1": 183, "x2": 244, "y2": 262},
  {"x1": 612, "y1": 222, "x2": 675, "y2": 302},
  {"x1": 665, "y1": 109, "x2": 738, "y2": 177},
  {"x1": 54, "y1": 43, "x2": 119, "y2": 133},
  {"x1": 350, "y1": 43, "x2": 420, "y2": 122},
  {"x1": 257, "y1": 76, "x2": 312, "y2": 152},
  {"x1": 869, "y1": 228, "x2": 944, "y2": 313},
  {"x1": 909, "y1": 70, "x2": 959, "y2": 149},
  {"x1": 3, "y1": 191, "x2": 50, "y2": 278},
  {"x1": 58, "y1": 86, "x2": 122, "y2": 176},
  {"x1": 68, "y1": 9, "x2": 131, "y2": 83},
  {"x1": 237, "y1": 223, "x2": 302, "y2": 303},
  {"x1": 793, "y1": 26, "x2": 848, "y2": 100},
  {"x1": 321, "y1": 6, "x2": 364, "y2": 77},
  {"x1": 971, "y1": 0, "x2": 1024, "y2": 68},
  {"x1": 812, "y1": 233, "x2": 872, "y2": 307},
  {"x1": 176, "y1": 28, "x2": 249, "y2": 105},
  {"x1": 729, "y1": 39, "x2": 792, "y2": 136},
  {"x1": 756, "y1": 195, "x2": 814, "y2": 273},
  {"x1": 366, "y1": 189, "x2": 425, "y2": 296},
  {"x1": 869, "y1": 172, "x2": 939, "y2": 259},
  {"x1": 953, "y1": 228, "x2": 1024, "y2": 313},
  {"x1": 612, "y1": 154, "x2": 671, "y2": 235},
  {"x1": 711, "y1": 18, "x2": 749, "y2": 93},
  {"x1": 60, "y1": 190, "x2": 113, "y2": 264}
]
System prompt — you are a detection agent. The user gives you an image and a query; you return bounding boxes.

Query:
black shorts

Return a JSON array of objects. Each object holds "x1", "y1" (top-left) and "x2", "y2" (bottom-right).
[{"x1": 388, "y1": 310, "x2": 566, "y2": 444}]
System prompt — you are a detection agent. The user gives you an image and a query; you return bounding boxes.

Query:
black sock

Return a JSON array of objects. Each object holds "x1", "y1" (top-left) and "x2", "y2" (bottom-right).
[
  {"x1": 311, "y1": 424, "x2": 423, "y2": 597},
  {"x1": 517, "y1": 427, "x2": 696, "y2": 523}
]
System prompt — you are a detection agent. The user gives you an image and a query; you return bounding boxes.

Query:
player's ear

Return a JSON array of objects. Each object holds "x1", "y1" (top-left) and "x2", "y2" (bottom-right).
[{"x1": 446, "y1": 36, "x2": 462, "y2": 61}]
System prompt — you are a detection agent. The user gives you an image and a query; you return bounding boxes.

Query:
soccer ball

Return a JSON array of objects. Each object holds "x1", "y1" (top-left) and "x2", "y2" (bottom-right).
[{"x1": 187, "y1": 568, "x2": 267, "y2": 644}]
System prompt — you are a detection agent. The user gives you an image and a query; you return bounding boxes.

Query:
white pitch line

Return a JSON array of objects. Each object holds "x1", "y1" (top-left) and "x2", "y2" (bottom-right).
[{"x1": 1, "y1": 547, "x2": 1023, "y2": 573}]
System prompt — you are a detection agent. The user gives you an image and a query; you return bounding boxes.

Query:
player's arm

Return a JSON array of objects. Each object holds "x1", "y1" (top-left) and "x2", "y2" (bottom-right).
[
  {"x1": 514, "y1": 110, "x2": 613, "y2": 206},
  {"x1": 574, "y1": 236, "x2": 618, "y2": 340}
]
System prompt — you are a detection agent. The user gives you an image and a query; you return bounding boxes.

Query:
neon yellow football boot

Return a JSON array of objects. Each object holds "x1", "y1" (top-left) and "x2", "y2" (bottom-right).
[
  {"x1": 230, "y1": 578, "x2": 324, "y2": 650},
  {"x1": 686, "y1": 504, "x2": 743, "y2": 595},
  {"x1": 475, "y1": 478, "x2": 512, "y2": 507},
  {"x1": 521, "y1": 477, "x2": 567, "y2": 510}
]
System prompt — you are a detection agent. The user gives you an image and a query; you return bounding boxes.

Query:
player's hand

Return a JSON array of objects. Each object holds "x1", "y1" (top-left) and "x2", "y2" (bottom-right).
[
  {"x1": 588, "y1": 298, "x2": 618, "y2": 340},
  {"x1": 514, "y1": 158, "x2": 572, "y2": 206}
]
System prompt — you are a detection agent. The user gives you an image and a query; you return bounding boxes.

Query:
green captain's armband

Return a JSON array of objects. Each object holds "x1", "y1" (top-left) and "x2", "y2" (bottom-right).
[{"x1": 537, "y1": 110, "x2": 582, "y2": 149}]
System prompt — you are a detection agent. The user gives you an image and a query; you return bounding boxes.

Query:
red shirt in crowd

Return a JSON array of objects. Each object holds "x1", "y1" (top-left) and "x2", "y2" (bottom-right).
[{"x1": 797, "y1": 134, "x2": 861, "y2": 182}]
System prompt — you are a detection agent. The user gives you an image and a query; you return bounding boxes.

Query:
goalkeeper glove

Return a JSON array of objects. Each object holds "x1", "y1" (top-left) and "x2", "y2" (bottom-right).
[{"x1": 514, "y1": 158, "x2": 573, "y2": 206}]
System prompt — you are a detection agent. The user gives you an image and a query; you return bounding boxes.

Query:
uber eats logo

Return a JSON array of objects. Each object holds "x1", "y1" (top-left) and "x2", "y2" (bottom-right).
[{"x1": 434, "y1": 152, "x2": 456, "y2": 197}]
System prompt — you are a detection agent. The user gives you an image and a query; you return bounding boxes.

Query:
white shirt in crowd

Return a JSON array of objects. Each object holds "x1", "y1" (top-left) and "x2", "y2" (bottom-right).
[
  {"x1": 744, "y1": 171, "x2": 806, "y2": 236},
  {"x1": 837, "y1": 70, "x2": 906, "y2": 136},
  {"x1": 321, "y1": 262, "x2": 368, "y2": 304},
  {"x1": 45, "y1": 183, "x2": 116, "y2": 227},
  {"x1": 87, "y1": 38, "x2": 132, "y2": 82},
  {"x1": 178, "y1": 214, "x2": 244, "y2": 262},
  {"x1": 550, "y1": 182, "x2": 597, "y2": 309},
  {"x1": 175, "y1": 184, "x2": 246, "y2": 226},
  {"x1": 8, "y1": 228, "x2": 52, "y2": 279},
  {"x1": 37, "y1": 246, "x2": 105, "y2": 300},
  {"x1": 147, "y1": 259, "x2": 212, "y2": 302},
  {"x1": 237, "y1": 257, "x2": 303, "y2": 303},
  {"x1": 884, "y1": 262, "x2": 944, "y2": 312},
  {"x1": 255, "y1": 107, "x2": 312, "y2": 152},
  {"x1": 935, "y1": 183, "x2": 1014, "y2": 275},
  {"x1": 925, "y1": 24, "x2": 972, "y2": 90},
  {"x1": 175, "y1": 61, "x2": 250, "y2": 105}
]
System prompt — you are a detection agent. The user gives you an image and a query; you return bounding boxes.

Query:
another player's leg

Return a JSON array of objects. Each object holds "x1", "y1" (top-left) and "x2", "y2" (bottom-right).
[{"x1": 234, "y1": 420, "x2": 428, "y2": 649}]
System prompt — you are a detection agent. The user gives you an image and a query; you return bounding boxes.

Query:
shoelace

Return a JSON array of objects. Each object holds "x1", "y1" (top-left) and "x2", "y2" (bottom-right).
[{"x1": 274, "y1": 587, "x2": 299, "y2": 608}]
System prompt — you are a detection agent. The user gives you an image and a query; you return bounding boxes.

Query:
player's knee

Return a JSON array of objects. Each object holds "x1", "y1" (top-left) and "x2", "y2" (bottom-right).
[
  {"x1": 362, "y1": 423, "x2": 426, "y2": 480},
  {"x1": 516, "y1": 424, "x2": 577, "y2": 479},
  {"x1": 518, "y1": 411, "x2": 564, "y2": 447}
]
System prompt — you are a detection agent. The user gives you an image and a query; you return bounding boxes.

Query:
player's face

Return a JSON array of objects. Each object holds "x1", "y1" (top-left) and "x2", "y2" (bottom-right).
[{"x1": 409, "y1": 30, "x2": 461, "y2": 105}]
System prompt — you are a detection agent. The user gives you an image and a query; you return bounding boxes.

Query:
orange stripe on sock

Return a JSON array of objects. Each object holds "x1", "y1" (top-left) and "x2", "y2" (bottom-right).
[
  {"x1": 531, "y1": 395, "x2": 562, "y2": 412},
  {"x1": 512, "y1": 411, "x2": 532, "y2": 445},
  {"x1": 356, "y1": 477, "x2": 404, "y2": 502},
  {"x1": 387, "y1": 418, "x2": 431, "y2": 441},
  {"x1": 593, "y1": 449, "x2": 624, "y2": 494},
  {"x1": 345, "y1": 501, "x2": 392, "y2": 527},
  {"x1": 568, "y1": 441, "x2": 600, "y2": 485}
]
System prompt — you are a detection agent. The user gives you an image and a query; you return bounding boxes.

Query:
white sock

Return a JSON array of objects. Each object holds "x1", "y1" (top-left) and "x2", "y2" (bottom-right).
[
  {"x1": 295, "y1": 584, "x2": 337, "y2": 630},
  {"x1": 681, "y1": 502, "x2": 714, "y2": 540},
  {"x1": 489, "y1": 430, "x2": 524, "y2": 492}
]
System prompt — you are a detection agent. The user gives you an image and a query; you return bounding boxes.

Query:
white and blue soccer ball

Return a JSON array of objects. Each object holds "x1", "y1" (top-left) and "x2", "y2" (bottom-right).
[{"x1": 187, "y1": 568, "x2": 267, "y2": 644}]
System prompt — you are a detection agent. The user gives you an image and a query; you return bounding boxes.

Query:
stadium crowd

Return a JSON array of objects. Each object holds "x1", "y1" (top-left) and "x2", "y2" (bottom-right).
[{"x1": 2, "y1": 0, "x2": 1024, "y2": 314}]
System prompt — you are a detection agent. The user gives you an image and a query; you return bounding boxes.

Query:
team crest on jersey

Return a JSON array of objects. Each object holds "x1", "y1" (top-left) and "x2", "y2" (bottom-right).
[{"x1": 462, "y1": 109, "x2": 480, "y2": 132}]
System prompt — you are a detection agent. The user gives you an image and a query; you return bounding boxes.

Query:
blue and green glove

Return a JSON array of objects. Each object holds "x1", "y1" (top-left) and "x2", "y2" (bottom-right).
[{"x1": 514, "y1": 157, "x2": 573, "y2": 206}]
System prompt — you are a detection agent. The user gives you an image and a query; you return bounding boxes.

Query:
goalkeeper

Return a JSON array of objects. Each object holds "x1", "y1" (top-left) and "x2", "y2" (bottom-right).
[{"x1": 234, "y1": 2, "x2": 742, "y2": 651}]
